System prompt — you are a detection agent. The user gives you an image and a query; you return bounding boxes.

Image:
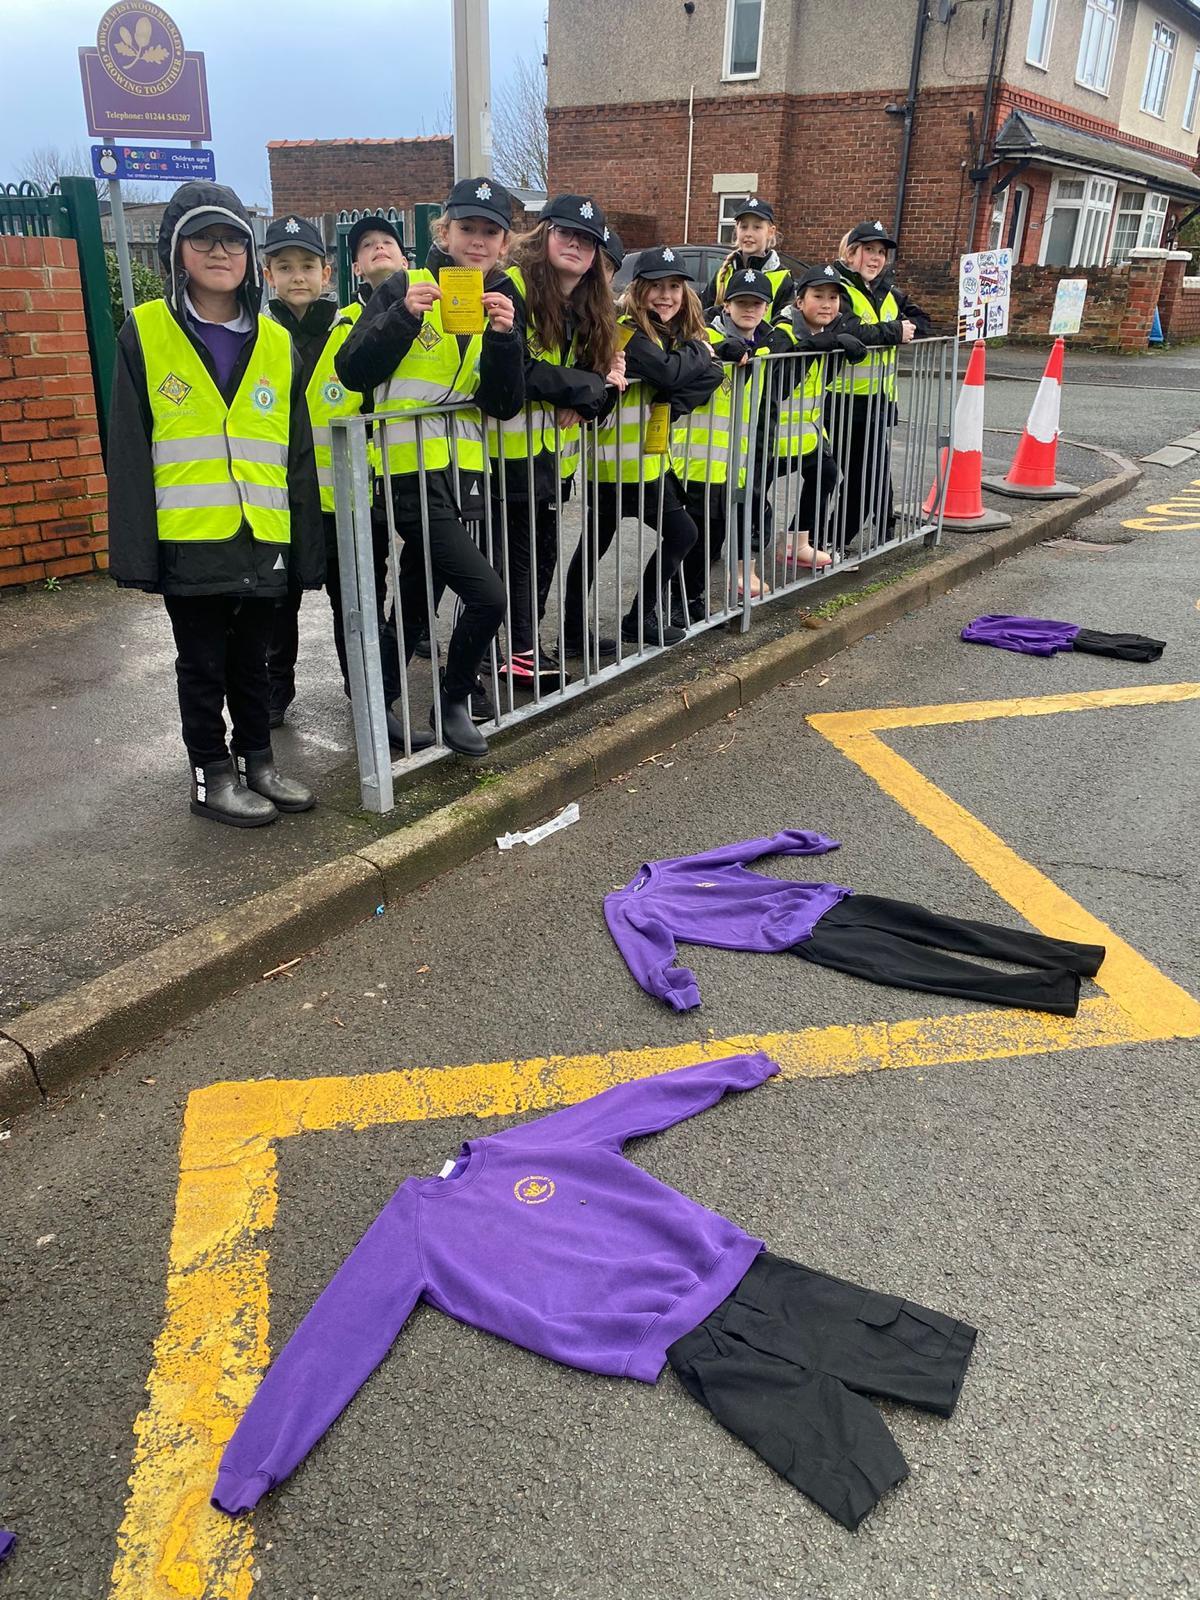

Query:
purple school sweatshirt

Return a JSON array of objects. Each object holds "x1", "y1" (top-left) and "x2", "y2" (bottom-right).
[
  {"x1": 605, "y1": 831, "x2": 849, "y2": 1011},
  {"x1": 212, "y1": 1052, "x2": 778, "y2": 1516},
  {"x1": 961, "y1": 615, "x2": 1081, "y2": 656}
]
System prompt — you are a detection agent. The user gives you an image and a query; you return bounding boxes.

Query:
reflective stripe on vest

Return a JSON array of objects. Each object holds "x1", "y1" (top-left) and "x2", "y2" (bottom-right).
[
  {"x1": 488, "y1": 265, "x2": 581, "y2": 476},
  {"x1": 828, "y1": 279, "x2": 898, "y2": 398},
  {"x1": 135, "y1": 300, "x2": 292, "y2": 545},
  {"x1": 376, "y1": 270, "x2": 483, "y2": 476},
  {"x1": 593, "y1": 315, "x2": 664, "y2": 485},
  {"x1": 306, "y1": 302, "x2": 362, "y2": 512},
  {"x1": 670, "y1": 327, "x2": 751, "y2": 487},
  {"x1": 770, "y1": 332, "x2": 826, "y2": 459}
]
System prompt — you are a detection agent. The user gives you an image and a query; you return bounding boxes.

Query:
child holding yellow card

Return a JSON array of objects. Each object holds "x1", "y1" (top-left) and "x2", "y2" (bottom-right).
[{"x1": 563, "y1": 248, "x2": 723, "y2": 651}]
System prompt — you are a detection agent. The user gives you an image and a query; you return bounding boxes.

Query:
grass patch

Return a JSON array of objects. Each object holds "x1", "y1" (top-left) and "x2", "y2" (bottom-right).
[{"x1": 808, "y1": 563, "x2": 921, "y2": 621}]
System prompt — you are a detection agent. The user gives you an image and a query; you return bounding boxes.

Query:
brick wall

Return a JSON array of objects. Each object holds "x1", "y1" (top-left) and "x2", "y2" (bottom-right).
[
  {"x1": 1156, "y1": 255, "x2": 1200, "y2": 341},
  {"x1": 0, "y1": 236, "x2": 107, "y2": 591},
  {"x1": 268, "y1": 137, "x2": 455, "y2": 216}
]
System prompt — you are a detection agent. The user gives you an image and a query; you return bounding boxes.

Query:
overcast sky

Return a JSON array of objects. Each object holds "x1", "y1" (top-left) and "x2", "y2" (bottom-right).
[{"x1": 1, "y1": 0, "x2": 547, "y2": 206}]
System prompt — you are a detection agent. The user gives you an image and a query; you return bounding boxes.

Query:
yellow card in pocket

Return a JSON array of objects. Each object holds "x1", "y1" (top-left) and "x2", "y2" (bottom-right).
[
  {"x1": 644, "y1": 402, "x2": 671, "y2": 454},
  {"x1": 616, "y1": 323, "x2": 636, "y2": 351},
  {"x1": 438, "y1": 267, "x2": 486, "y2": 334}
]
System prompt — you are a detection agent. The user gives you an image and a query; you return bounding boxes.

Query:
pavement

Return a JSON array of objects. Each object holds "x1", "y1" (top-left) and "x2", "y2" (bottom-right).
[{"x1": 2, "y1": 414, "x2": 1198, "y2": 1598}]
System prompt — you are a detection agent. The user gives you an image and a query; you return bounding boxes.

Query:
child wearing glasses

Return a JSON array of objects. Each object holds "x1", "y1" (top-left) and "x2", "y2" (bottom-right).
[{"x1": 107, "y1": 182, "x2": 325, "y2": 828}]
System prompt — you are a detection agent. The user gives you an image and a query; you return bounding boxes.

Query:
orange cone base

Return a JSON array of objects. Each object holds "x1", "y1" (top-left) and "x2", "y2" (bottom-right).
[
  {"x1": 981, "y1": 473, "x2": 1081, "y2": 500},
  {"x1": 938, "y1": 504, "x2": 1014, "y2": 531}
]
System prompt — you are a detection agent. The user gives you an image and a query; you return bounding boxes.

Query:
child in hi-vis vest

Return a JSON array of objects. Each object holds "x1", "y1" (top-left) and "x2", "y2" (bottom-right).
[
  {"x1": 107, "y1": 181, "x2": 324, "y2": 828},
  {"x1": 564, "y1": 248, "x2": 723, "y2": 652},
  {"x1": 703, "y1": 197, "x2": 795, "y2": 323}
]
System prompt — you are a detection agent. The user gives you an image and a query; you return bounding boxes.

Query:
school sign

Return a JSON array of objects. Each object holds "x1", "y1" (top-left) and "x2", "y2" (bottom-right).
[{"x1": 78, "y1": 2, "x2": 211, "y2": 141}]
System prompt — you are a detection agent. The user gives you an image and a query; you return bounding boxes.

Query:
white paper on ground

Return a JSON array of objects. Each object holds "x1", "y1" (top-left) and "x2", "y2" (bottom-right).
[{"x1": 497, "y1": 802, "x2": 581, "y2": 851}]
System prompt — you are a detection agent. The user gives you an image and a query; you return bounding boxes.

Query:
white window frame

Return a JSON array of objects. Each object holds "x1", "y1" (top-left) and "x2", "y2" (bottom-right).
[
  {"x1": 1039, "y1": 173, "x2": 1116, "y2": 267},
  {"x1": 723, "y1": 0, "x2": 765, "y2": 81},
  {"x1": 1109, "y1": 189, "x2": 1148, "y2": 264},
  {"x1": 1076, "y1": 0, "x2": 1121, "y2": 95},
  {"x1": 1140, "y1": 191, "x2": 1170, "y2": 248},
  {"x1": 1141, "y1": 20, "x2": 1177, "y2": 118},
  {"x1": 1184, "y1": 47, "x2": 1200, "y2": 130},
  {"x1": 717, "y1": 193, "x2": 751, "y2": 244},
  {"x1": 987, "y1": 190, "x2": 1009, "y2": 251},
  {"x1": 1026, "y1": 0, "x2": 1057, "y2": 69},
  {"x1": 1005, "y1": 182, "x2": 1033, "y2": 260}
]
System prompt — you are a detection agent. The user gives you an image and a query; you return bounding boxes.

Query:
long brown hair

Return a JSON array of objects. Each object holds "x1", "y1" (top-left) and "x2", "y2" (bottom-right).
[
  {"x1": 506, "y1": 222, "x2": 616, "y2": 373},
  {"x1": 620, "y1": 277, "x2": 708, "y2": 345}
]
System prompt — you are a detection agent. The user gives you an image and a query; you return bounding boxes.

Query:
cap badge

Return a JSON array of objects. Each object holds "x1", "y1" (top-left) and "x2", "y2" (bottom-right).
[
  {"x1": 603, "y1": 226, "x2": 610, "y2": 242},
  {"x1": 824, "y1": 265, "x2": 837, "y2": 277},
  {"x1": 662, "y1": 247, "x2": 675, "y2": 262},
  {"x1": 744, "y1": 269, "x2": 756, "y2": 281},
  {"x1": 873, "y1": 221, "x2": 884, "y2": 231},
  {"x1": 579, "y1": 200, "x2": 595, "y2": 219},
  {"x1": 475, "y1": 182, "x2": 493, "y2": 200},
  {"x1": 746, "y1": 198, "x2": 759, "y2": 208},
  {"x1": 285, "y1": 217, "x2": 300, "y2": 234}
]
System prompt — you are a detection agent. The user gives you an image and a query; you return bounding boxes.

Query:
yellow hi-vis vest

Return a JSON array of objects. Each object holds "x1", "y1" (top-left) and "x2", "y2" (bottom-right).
[
  {"x1": 375, "y1": 269, "x2": 484, "y2": 477},
  {"x1": 593, "y1": 315, "x2": 667, "y2": 486},
  {"x1": 487, "y1": 265, "x2": 581, "y2": 479},
  {"x1": 669, "y1": 326, "x2": 752, "y2": 488},
  {"x1": 134, "y1": 299, "x2": 291, "y2": 544},
  {"x1": 828, "y1": 276, "x2": 898, "y2": 400},
  {"x1": 772, "y1": 320, "x2": 827, "y2": 459},
  {"x1": 306, "y1": 302, "x2": 362, "y2": 512},
  {"x1": 715, "y1": 257, "x2": 790, "y2": 313}
]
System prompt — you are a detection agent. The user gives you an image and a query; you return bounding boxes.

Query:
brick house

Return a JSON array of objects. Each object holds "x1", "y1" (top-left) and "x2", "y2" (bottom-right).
[
  {"x1": 267, "y1": 137, "x2": 456, "y2": 217},
  {"x1": 547, "y1": 0, "x2": 1200, "y2": 342}
]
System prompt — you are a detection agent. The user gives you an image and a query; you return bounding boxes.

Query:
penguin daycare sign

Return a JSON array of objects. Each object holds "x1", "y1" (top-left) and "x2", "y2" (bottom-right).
[{"x1": 79, "y1": 3, "x2": 211, "y2": 140}]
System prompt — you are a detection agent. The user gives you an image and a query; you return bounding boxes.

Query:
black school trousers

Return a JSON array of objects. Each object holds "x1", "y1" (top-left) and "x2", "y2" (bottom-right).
[
  {"x1": 668, "y1": 1251, "x2": 978, "y2": 1531},
  {"x1": 388, "y1": 469, "x2": 506, "y2": 702},
  {"x1": 163, "y1": 593, "x2": 277, "y2": 766},
  {"x1": 828, "y1": 391, "x2": 895, "y2": 545},
  {"x1": 562, "y1": 474, "x2": 698, "y2": 638},
  {"x1": 792, "y1": 893, "x2": 1105, "y2": 1016},
  {"x1": 267, "y1": 510, "x2": 402, "y2": 710},
  {"x1": 491, "y1": 493, "x2": 562, "y2": 657}
]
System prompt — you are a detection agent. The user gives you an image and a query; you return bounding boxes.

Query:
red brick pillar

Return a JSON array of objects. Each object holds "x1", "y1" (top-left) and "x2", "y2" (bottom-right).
[
  {"x1": 1152, "y1": 249, "x2": 1193, "y2": 340},
  {"x1": 1117, "y1": 249, "x2": 1169, "y2": 352},
  {"x1": 0, "y1": 236, "x2": 108, "y2": 590}
]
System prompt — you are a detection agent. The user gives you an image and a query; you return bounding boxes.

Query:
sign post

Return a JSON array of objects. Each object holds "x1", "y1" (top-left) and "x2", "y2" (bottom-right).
[
  {"x1": 451, "y1": 0, "x2": 493, "y2": 179},
  {"x1": 79, "y1": 3, "x2": 212, "y2": 318}
]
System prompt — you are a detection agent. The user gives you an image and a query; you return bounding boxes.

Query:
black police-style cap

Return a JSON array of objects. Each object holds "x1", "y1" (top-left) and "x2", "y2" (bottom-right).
[
  {"x1": 794, "y1": 263, "x2": 847, "y2": 294},
  {"x1": 541, "y1": 194, "x2": 610, "y2": 245},
  {"x1": 264, "y1": 215, "x2": 326, "y2": 258},
  {"x1": 732, "y1": 196, "x2": 775, "y2": 224},
  {"x1": 633, "y1": 247, "x2": 696, "y2": 282},
  {"x1": 602, "y1": 225, "x2": 625, "y2": 269},
  {"x1": 348, "y1": 214, "x2": 404, "y2": 259},
  {"x1": 724, "y1": 267, "x2": 772, "y2": 302},
  {"x1": 445, "y1": 176, "x2": 513, "y2": 231},
  {"x1": 846, "y1": 219, "x2": 898, "y2": 249}
]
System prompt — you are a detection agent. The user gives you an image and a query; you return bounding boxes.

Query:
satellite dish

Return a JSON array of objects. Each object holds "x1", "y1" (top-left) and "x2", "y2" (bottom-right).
[{"x1": 937, "y1": 0, "x2": 958, "y2": 20}]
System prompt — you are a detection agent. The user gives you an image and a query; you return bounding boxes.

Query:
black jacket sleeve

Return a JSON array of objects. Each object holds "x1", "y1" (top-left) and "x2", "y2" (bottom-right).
[
  {"x1": 508, "y1": 291, "x2": 611, "y2": 417},
  {"x1": 855, "y1": 285, "x2": 933, "y2": 347},
  {"x1": 106, "y1": 316, "x2": 162, "y2": 591},
  {"x1": 624, "y1": 330, "x2": 720, "y2": 396},
  {"x1": 710, "y1": 332, "x2": 751, "y2": 363},
  {"x1": 334, "y1": 269, "x2": 419, "y2": 395},
  {"x1": 893, "y1": 287, "x2": 934, "y2": 337},
  {"x1": 285, "y1": 347, "x2": 325, "y2": 589}
]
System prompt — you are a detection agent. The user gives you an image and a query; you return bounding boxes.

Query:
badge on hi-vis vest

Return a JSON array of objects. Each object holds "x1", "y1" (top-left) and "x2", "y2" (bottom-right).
[
  {"x1": 251, "y1": 378, "x2": 277, "y2": 412},
  {"x1": 321, "y1": 378, "x2": 344, "y2": 407},
  {"x1": 417, "y1": 322, "x2": 442, "y2": 352},
  {"x1": 157, "y1": 372, "x2": 191, "y2": 406}
]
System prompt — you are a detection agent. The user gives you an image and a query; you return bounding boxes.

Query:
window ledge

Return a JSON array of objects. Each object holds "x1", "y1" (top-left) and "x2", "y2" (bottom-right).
[{"x1": 1074, "y1": 78, "x2": 1112, "y2": 96}]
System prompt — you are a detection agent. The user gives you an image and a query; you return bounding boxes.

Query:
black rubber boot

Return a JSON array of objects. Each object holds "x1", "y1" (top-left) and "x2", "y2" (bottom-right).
[
  {"x1": 386, "y1": 709, "x2": 435, "y2": 752},
  {"x1": 236, "y1": 749, "x2": 316, "y2": 813},
  {"x1": 434, "y1": 697, "x2": 489, "y2": 757},
  {"x1": 190, "y1": 757, "x2": 278, "y2": 829}
]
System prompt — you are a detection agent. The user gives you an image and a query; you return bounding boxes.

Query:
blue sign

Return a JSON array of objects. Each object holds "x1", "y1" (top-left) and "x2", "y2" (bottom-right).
[{"x1": 90, "y1": 144, "x2": 215, "y2": 183}]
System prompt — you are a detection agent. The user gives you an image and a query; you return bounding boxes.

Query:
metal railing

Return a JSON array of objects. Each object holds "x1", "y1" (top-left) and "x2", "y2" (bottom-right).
[{"x1": 331, "y1": 336, "x2": 957, "y2": 812}]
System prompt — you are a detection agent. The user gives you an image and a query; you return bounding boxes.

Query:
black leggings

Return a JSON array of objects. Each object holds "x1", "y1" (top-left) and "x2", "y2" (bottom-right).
[
  {"x1": 563, "y1": 475, "x2": 698, "y2": 637},
  {"x1": 389, "y1": 472, "x2": 506, "y2": 702},
  {"x1": 668, "y1": 1251, "x2": 978, "y2": 1532},
  {"x1": 492, "y1": 495, "x2": 561, "y2": 656},
  {"x1": 792, "y1": 894, "x2": 1105, "y2": 1017}
]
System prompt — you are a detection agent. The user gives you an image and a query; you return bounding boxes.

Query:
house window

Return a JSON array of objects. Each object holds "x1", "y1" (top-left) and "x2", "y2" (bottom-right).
[
  {"x1": 1077, "y1": 0, "x2": 1120, "y2": 93},
  {"x1": 1184, "y1": 48, "x2": 1200, "y2": 129},
  {"x1": 1140, "y1": 191, "x2": 1170, "y2": 248},
  {"x1": 1141, "y1": 20, "x2": 1177, "y2": 117},
  {"x1": 1041, "y1": 175, "x2": 1116, "y2": 267},
  {"x1": 987, "y1": 191, "x2": 1009, "y2": 251},
  {"x1": 1026, "y1": 0, "x2": 1056, "y2": 68},
  {"x1": 724, "y1": 0, "x2": 764, "y2": 79},
  {"x1": 717, "y1": 193, "x2": 751, "y2": 244},
  {"x1": 1110, "y1": 192, "x2": 1169, "y2": 264}
]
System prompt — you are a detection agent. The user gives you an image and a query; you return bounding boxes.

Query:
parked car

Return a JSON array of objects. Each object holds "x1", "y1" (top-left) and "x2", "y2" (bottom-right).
[{"x1": 610, "y1": 243, "x2": 810, "y2": 295}]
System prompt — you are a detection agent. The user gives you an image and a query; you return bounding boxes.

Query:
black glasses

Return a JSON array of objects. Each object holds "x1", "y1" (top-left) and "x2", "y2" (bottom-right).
[
  {"x1": 549, "y1": 224, "x2": 598, "y2": 251},
  {"x1": 188, "y1": 232, "x2": 250, "y2": 256}
]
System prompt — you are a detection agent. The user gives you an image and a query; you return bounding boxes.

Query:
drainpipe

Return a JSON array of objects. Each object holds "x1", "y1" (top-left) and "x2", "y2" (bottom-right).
[
  {"x1": 684, "y1": 84, "x2": 696, "y2": 241},
  {"x1": 891, "y1": 0, "x2": 929, "y2": 244},
  {"x1": 967, "y1": 0, "x2": 1010, "y2": 249}
]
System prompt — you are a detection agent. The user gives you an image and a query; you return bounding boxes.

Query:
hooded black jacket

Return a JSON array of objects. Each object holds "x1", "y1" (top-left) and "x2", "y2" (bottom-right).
[
  {"x1": 106, "y1": 182, "x2": 324, "y2": 597},
  {"x1": 333, "y1": 243, "x2": 524, "y2": 422},
  {"x1": 621, "y1": 314, "x2": 725, "y2": 419},
  {"x1": 833, "y1": 263, "x2": 933, "y2": 347},
  {"x1": 266, "y1": 296, "x2": 341, "y2": 391}
]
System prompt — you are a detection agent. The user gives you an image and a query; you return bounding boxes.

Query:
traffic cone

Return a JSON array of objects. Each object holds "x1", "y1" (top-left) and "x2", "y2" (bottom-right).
[
  {"x1": 923, "y1": 342, "x2": 1012, "y2": 531},
  {"x1": 983, "y1": 337, "x2": 1080, "y2": 500}
]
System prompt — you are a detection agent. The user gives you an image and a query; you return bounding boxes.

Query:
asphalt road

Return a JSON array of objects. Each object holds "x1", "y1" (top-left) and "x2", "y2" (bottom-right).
[{"x1": 2, "y1": 429, "x2": 1199, "y2": 1600}]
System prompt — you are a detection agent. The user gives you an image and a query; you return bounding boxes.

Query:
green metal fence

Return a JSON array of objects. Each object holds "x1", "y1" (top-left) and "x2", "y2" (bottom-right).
[{"x1": 0, "y1": 178, "x2": 117, "y2": 449}]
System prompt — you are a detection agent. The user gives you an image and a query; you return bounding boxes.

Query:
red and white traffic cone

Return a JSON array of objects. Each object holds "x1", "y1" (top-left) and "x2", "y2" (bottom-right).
[
  {"x1": 983, "y1": 338, "x2": 1080, "y2": 499},
  {"x1": 923, "y1": 341, "x2": 1012, "y2": 531}
]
